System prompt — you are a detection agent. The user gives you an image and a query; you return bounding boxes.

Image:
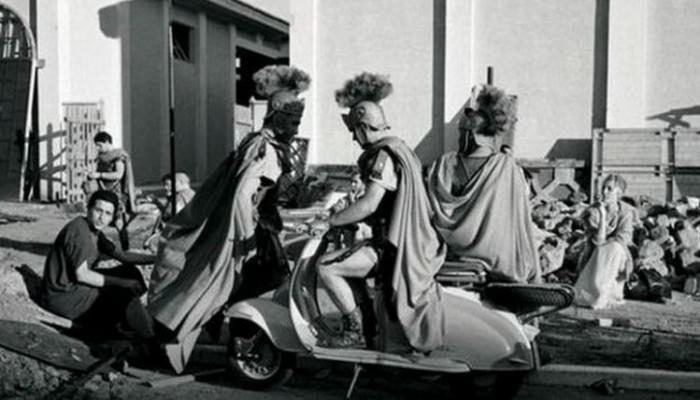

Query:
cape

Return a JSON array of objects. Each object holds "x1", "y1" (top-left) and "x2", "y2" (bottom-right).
[
  {"x1": 147, "y1": 130, "x2": 280, "y2": 372},
  {"x1": 364, "y1": 136, "x2": 447, "y2": 352},
  {"x1": 97, "y1": 148, "x2": 136, "y2": 214},
  {"x1": 426, "y1": 151, "x2": 541, "y2": 283}
]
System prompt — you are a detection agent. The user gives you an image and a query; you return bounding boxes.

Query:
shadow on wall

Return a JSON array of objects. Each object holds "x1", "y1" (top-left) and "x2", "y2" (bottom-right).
[
  {"x1": 414, "y1": 102, "x2": 468, "y2": 166},
  {"x1": 545, "y1": 139, "x2": 592, "y2": 162},
  {"x1": 98, "y1": 4, "x2": 120, "y2": 39},
  {"x1": 35, "y1": 123, "x2": 66, "y2": 201},
  {"x1": 647, "y1": 105, "x2": 700, "y2": 128}
]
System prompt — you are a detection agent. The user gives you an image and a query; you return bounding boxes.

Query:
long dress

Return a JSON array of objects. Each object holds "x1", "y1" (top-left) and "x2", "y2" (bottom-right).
[
  {"x1": 426, "y1": 151, "x2": 541, "y2": 283},
  {"x1": 574, "y1": 201, "x2": 634, "y2": 309},
  {"x1": 147, "y1": 129, "x2": 284, "y2": 373}
]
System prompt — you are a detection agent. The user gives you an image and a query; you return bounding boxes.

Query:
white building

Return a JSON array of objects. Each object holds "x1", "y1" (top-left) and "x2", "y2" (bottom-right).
[
  {"x1": 3, "y1": 0, "x2": 700, "y2": 200},
  {"x1": 2, "y1": 0, "x2": 290, "y2": 201}
]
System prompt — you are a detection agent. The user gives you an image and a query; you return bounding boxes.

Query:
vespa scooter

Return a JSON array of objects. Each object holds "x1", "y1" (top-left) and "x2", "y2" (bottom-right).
[{"x1": 223, "y1": 210, "x2": 574, "y2": 400}]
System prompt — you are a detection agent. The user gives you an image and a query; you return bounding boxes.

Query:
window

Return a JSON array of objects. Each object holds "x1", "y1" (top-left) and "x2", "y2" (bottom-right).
[{"x1": 171, "y1": 22, "x2": 193, "y2": 62}]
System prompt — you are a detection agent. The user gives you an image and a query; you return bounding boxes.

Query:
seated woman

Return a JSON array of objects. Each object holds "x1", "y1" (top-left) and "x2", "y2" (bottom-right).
[
  {"x1": 574, "y1": 174, "x2": 634, "y2": 309},
  {"x1": 426, "y1": 84, "x2": 540, "y2": 283}
]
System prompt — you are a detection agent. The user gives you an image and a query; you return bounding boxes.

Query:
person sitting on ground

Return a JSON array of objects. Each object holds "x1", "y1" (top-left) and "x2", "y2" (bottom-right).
[
  {"x1": 39, "y1": 190, "x2": 157, "y2": 349},
  {"x1": 426, "y1": 84, "x2": 541, "y2": 283},
  {"x1": 574, "y1": 174, "x2": 634, "y2": 309},
  {"x1": 84, "y1": 131, "x2": 137, "y2": 250},
  {"x1": 143, "y1": 172, "x2": 196, "y2": 253},
  {"x1": 316, "y1": 73, "x2": 446, "y2": 353}
]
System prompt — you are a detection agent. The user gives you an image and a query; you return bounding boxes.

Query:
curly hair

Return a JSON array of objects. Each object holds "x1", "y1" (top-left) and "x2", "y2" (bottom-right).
[
  {"x1": 335, "y1": 72, "x2": 393, "y2": 108},
  {"x1": 253, "y1": 65, "x2": 311, "y2": 98},
  {"x1": 461, "y1": 85, "x2": 517, "y2": 137}
]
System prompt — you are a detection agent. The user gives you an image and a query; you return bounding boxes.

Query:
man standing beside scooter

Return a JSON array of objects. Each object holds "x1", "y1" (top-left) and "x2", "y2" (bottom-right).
[
  {"x1": 147, "y1": 65, "x2": 310, "y2": 373},
  {"x1": 316, "y1": 73, "x2": 446, "y2": 354}
]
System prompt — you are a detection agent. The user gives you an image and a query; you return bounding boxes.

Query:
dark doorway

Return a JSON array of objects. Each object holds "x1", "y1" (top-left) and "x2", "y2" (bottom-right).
[
  {"x1": 0, "y1": 4, "x2": 35, "y2": 200},
  {"x1": 235, "y1": 46, "x2": 284, "y2": 105}
]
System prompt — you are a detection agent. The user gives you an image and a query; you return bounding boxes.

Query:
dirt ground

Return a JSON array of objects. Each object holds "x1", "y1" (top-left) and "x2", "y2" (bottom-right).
[{"x1": 2, "y1": 200, "x2": 700, "y2": 399}]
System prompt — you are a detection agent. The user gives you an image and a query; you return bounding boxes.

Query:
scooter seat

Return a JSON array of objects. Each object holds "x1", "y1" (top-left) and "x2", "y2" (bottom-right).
[
  {"x1": 482, "y1": 283, "x2": 575, "y2": 322},
  {"x1": 435, "y1": 258, "x2": 489, "y2": 287}
]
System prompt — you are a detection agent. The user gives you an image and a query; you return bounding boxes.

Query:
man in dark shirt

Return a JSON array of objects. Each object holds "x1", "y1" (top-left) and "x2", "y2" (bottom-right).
[{"x1": 40, "y1": 190, "x2": 156, "y2": 341}]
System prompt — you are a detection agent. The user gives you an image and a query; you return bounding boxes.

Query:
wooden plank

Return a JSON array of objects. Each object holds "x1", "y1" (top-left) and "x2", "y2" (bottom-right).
[
  {"x1": 0, "y1": 320, "x2": 99, "y2": 372},
  {"x1": 675, "y1": 130, "x2": 700, "y2": 167}
]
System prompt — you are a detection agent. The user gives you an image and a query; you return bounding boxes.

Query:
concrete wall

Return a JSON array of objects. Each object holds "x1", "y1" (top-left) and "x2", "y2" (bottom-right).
[
  {"x1": 206, "y1": 18, "x2": 234, "y2": 172},
  {"x1": 65, "y1": 0, "x2": 123, "y2": 144},
  {"x1": 290, "y1": 0, "x2": 600, "y2": 162},
  {"x1": 124, "y1": 0, "x2": 169, "y2": 185},
  {"x1": 645, "y1": 0, "x2": 700, "y2": 128},
  {"x1": 291, "y1": 0, "x2": 438, "y2": 165}
]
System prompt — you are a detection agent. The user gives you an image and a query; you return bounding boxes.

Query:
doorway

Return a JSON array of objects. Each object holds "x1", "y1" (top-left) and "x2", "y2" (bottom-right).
[{"x1": 0, "y1": 3, "x2": 36, "y2": 200}]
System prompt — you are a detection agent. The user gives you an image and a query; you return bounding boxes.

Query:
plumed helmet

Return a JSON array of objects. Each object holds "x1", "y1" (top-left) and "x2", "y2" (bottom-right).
[
  {"x1": 461, "y1": 84, "x2": 517, "y2": 137},
  {"x1": 253, "y1": 65, "x2": 311, "y2": 118},
  {"x1": 335, "y1": 72, "x2": 393, "y2": 131},
  {"x1": 343, "y1": 100, "x2": 389, "y2": 131}
]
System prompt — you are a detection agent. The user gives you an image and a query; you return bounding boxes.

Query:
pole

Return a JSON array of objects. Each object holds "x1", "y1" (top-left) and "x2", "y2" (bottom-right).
[
  {"x1": 487, "y1": 65, "x2": 494, "y2": 85},
  {"x1": 167, "y1": 1, "x2": 177, "y2": 217}
]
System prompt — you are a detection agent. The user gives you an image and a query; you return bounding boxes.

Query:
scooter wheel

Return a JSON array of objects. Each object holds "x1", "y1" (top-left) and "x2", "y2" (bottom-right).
[
  {"x1": 449, "y1": 371, "x2": 526, "y2": 400},
  {"x1": 226, "y1": 321, "x2": 295, "y2": 390}
]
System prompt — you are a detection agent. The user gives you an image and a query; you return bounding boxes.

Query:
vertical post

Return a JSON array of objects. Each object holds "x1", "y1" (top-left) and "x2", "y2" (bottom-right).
[
  {"x1": 487, "y1": 65, "x2": 493, "y2": 85},
  {"x1": 167, "y1": 1, "x2": 177, "y2": 216}
]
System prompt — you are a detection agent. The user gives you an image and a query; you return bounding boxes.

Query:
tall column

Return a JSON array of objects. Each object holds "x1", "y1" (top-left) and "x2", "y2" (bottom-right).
[
  {"x1": 289, "y1": 0, "x2": 318, "y2": 162},
  {"x1": 195, "y1": 12, "x2": 207, "y2": 180},
  {"x1": 606, "y1": 0, "x2": 647, "y2": 128},
  {"x1": 443, "y1": 0, "x2": 473, "y2": 153}
]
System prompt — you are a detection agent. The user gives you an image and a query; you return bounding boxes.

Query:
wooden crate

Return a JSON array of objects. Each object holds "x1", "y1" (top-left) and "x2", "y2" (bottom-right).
[
  {"x1": 591, "y1": 128, "x2": 700, "y2": 202},
  {"x1": 675, "y1": 130, "x2": 700, "y2": 167}
]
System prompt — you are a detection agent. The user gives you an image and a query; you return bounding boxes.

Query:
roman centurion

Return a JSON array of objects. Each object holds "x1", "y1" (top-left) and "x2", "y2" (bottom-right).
[
  {"x1": 148, "y1": 65, "x2": 310, "y2": 372},
  {"x1": 316, "y1": 72, "x2": 446, "y2": 353}
]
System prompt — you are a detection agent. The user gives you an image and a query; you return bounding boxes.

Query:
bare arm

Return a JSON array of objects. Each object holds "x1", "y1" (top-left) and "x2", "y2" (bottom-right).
[
  {"x1": 111, "y1": 248, "x2": 157, "y2": 265},
  {"x1": 98, "y1": 160, "x2": 125, "y2": 181},
  {"x1": 329, "y1": 182, "x2": 386, "y2": 227},
  {"x1": 75, "y1": 260, "x2": 142, "y2": 293}
]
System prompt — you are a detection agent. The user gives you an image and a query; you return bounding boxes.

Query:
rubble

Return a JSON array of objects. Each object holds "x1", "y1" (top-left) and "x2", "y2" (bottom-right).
[{"x1": 534, "y1": 192, "x2": 700, "y2": 297}]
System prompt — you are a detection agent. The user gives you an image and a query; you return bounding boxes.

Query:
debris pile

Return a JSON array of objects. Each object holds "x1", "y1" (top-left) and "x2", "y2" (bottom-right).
[{"x1": 534, "y1": 193, "x2": 700, "y2": 300}]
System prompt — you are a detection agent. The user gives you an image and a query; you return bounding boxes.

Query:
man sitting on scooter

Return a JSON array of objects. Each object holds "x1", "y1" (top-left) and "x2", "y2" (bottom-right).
[{"x1": 316, "y1": 73, "x2": 446, "y2": 353}]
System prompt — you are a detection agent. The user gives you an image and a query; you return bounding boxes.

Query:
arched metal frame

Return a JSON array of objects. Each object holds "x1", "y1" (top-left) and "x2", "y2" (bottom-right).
[{"x1": 0, "y1": 2, "x2": 38, "y2": 200}]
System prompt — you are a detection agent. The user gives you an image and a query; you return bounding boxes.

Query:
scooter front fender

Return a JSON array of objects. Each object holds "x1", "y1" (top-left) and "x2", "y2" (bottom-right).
[{"x1": 224, "y1": 298, "x2": 306, "y2": 353}]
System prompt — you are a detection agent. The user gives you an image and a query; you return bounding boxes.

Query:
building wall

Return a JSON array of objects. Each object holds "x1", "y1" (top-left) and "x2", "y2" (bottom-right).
[
  {"x1": 64, "y1": 0, "x2": 123, "y2": 144},
  {"x1": 471, "y1": 0, "x2": 598, "y2": 160},
  {"x1": 206, "y1": 17, "x2": 234, "y2": 172},
  {"x1": 645, "y1": 0, "x2": 700, "y2": 128},
  {"x1": 125, "y1": 0, "x2": 169, "y2": 185},
  {"x1": 292, "y1": 0, "x2": 438, "y2": 165},
  {"x1": 290, "y1": 0, "x2": 600, "y2": 163}
]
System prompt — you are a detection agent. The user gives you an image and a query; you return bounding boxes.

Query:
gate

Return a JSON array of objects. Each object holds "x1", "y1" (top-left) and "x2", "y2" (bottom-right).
[{"x1": 61, "y1": 103, "x2": 104, "y2": 204}]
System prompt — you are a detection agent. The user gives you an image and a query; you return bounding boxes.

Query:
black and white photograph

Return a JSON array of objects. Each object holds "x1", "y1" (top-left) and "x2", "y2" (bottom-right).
[{"x1": 1, "y1": 1, "x2": 700, "y2": 399}]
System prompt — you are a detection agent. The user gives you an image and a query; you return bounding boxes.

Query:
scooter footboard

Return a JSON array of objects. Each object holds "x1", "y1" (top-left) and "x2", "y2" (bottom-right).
[{"x1": 225, "y1": 298, "x2": 306, "y2": 353}]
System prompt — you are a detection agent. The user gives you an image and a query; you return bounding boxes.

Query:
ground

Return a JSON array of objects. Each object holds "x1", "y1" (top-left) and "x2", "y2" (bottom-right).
[{"x1": 1, "y1": 200, "x2": 700, "y2": 399}]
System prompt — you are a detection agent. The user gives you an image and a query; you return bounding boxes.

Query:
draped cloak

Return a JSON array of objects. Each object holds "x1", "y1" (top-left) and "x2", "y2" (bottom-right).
[
  {"x1": 364, "y1": 137, "x2": 447, "y2": 353},
  {"x1": 147, "y1": 130, "x2": 282, "y2": 372},
  {"x1": 96, "y1": 148, "x2": 136, "y2": 214},
  {"x1": 426, "y1": 152, "x2": 541, "y2": 283}
]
